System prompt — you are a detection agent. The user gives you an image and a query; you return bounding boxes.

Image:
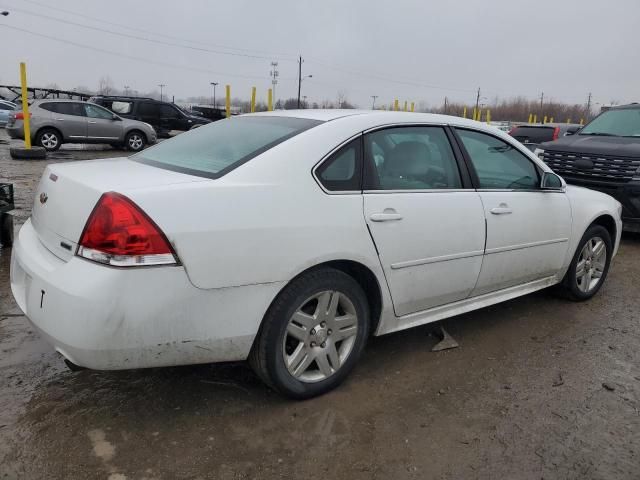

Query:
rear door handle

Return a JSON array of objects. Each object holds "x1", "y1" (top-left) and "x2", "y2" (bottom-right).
[
  {"x1": 490, "y1": 203, "x2": 512, "y2": 215},
  {"x1": 88, "y1": 121, "x2": 97, "y2": 124},
  {"x1": 55, "y1": 118, "x2": 65, "y2": 121},
  {"x1": 370, "y1": 210, "x2": 403, "y2": 222}
]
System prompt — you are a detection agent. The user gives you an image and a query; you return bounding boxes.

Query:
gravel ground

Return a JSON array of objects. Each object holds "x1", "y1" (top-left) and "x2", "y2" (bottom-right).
[{"x1": 1, "y1": 129, "x2": 639, "y2": 480}]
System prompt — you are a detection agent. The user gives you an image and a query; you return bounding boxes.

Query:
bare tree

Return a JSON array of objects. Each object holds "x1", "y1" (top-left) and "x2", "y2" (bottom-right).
[{"x1": 98, "y1": 75, "x2": 115, "y2": 95}]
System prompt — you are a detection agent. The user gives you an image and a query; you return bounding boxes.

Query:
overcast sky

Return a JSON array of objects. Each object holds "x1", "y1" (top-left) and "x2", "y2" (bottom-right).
[{"x1": 1, "y1": 0, "x2": 639, "y2": 109}]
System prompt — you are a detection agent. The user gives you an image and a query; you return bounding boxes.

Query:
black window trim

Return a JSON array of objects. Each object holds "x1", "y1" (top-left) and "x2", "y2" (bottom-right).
[
  {"x1": 361, "y1": 123, "x2": 474, "y2": 192},
  {"x1": 450, "y1": 126, "x2": 545, "y2": 192},
  {"x1": 312, "y1": 133, "x2": 364, "y2": 195}
]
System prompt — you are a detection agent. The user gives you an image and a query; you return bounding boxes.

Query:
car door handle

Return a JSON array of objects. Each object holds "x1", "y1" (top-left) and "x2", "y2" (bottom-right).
[
  {"x1": 88, "y1": 121, "x2": 97, "y2": 124},
  {"x1": 490, "y1": 204, "x2": 512, "y2": 215},
  {"x1": 370, "y1": 210, "x2": 403, "y2": 222},
  {"x1": 54, "y1": 118, "x2": 65, "y2": 121}
]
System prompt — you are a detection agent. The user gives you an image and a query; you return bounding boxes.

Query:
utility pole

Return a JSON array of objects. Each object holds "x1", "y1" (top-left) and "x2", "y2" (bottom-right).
[
  {"x1": 539, "y1": 92, "x2": 544, "y2": 122},
  {"x1": 270, "y1": 62, "x2": 279, "y2": 107},
  {"x1": 444, "y1": 96, "x2": 448, "y2": 114},
  {"x1": 210, "y1": 82, "x2": 218, "y2": 107},
  {"x1": 586, "y1": 92, "x2": 592, "y2": 120},
  {"x1": 124, "y1": 85, "x2": 130, "y2": 96},
  {"x1": 475, "y1": 88, "x2": 481, "y2": 118},
  {"x1": 158, "y1": 84, "x2": 166, "y2": 102},
  {"x1": 371, "y1": 95, "x2": 378, "y2": 110},
  {"x1": 297, "y1": 56, "x2": 303, "y2": 109}
]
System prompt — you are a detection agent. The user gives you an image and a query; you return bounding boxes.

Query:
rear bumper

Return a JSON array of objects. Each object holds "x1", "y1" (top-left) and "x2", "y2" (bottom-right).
[
  {"x1": 6, "y1": 125, "x2": 23, "y2": 139},
  {"x1": 10, "y1": 219, "x2": 284, "y2": 370}
]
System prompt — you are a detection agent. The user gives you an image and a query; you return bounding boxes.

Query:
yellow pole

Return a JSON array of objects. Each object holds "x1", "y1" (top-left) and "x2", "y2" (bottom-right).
[
  {"x1": 393, "y1": 99, "x2": 399, "y2": 111},
  {"x1": 486, "y1": 110, "x2": 491, "y2": 123},
  {"x1": 580, "y1": 118, "x2": 584, "y2": 125},
  {"x1": 543, "y1": 115, "x2": 548, "y2": 124},
  {"x1": 528, "y1": 113, "x2": 533, "y2": 124},
  {"x1": 250, "y1": 86, "x2": 256, "y2": 113},
  {"x1": 268, "y1": 88, "x2": 273, "y2": 111},
  {"x1": 472, "y1": 108, "x2": 476, "y2": 121},
  {"x1": 463, "y1": 106, "x2": 467, "y2": 118},
  {"x1": 225, "y1": 85, "x2": 231, "y2": 118},
  {"x1": 567, "y1": 118, "x2": 571, "y2": 124},
  {"x1": 549, "y1": 117, "x2": 554, "y2": 123},
  {"x1": 410, "y1": 102, "x2": 415, "y2": 112},
  {"x1": 403, "y1": 100, "x2": 408, "y2": 112},
  {"x1": 20, "y1": 62, "x2": 32, "y2": 149},
  {"x1": 533, "y1": 114, "x2": 537, "y2": 123}
]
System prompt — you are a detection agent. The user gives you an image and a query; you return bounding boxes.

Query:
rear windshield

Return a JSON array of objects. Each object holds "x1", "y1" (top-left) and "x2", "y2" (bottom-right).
[
  {"x1": 580, "y1": 108, "x2": 640, "y2": 137},
  {"x1": 133, "y1": 116, "x2": 323, "y2": 178}
]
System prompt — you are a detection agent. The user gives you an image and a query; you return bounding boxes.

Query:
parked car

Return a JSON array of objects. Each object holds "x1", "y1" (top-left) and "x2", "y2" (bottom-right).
[
  {"x1": 11, "y1": 110, "x2": 621, "y2": 398},
  {"x1": 509, "y1": 123, "x2": 582, "y2": 152},
  {"x1": 536, "y1": 103, "x2": 640, "y2": 232},
  {"x1": 89, "y1": 96, "x2": 211, "y2": 137},
  {"x1": 0, "y1": 99, "x2": 17, "y2": 126},
  {"x1": 5, "y1": 99, "x2": 157, "y2": 152}
]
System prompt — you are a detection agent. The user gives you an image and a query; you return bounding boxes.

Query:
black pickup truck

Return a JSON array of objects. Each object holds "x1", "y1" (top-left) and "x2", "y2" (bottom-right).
[
  {"x1": 537, "y1": 103, "x2": 640, "y2": 232},
  {"x1": 0, "y1": 182, "x2": 14, "y2": 246}
]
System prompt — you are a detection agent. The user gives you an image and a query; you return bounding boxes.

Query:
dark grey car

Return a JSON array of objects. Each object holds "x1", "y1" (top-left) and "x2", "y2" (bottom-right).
[{"x1": 6, "y1": 99, "x2": 157, "y2": 152}]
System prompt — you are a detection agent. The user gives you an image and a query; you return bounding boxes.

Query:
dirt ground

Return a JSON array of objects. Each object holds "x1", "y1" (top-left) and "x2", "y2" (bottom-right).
[{"x1": 1, "y1": 128, "x2": 639, "y2": 480}]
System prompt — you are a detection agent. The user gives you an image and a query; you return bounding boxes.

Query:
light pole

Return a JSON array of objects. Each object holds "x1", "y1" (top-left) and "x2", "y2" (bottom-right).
[
  {"x1": 371, "y1": 95, "x2": 378, "y2": 110},
  {"x1": 124, "y1": 85, "x2": 130, "y2": 96},
  {"x1": 158, "y1": 84, "x2": 166, "y2": 102},
  {"x1": 210, "y1": 82, "x2": 218, "y2": 107}
]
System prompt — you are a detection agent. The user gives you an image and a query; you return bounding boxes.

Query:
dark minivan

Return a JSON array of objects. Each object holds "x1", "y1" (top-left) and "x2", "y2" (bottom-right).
[
  {"x1": 89, "y1": 96, "x2": 210, "y2": 137},
  {"x1": 537, "y1": 104, "x2": 640, "y2": 232}
]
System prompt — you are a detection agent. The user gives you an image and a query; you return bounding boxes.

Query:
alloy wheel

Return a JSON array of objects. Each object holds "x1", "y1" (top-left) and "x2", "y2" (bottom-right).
[
  {"x1": 282, "y1": 290, "x2": 358, "y2": 383},
  {"x1": 41, "y1": 133, "x2": 58, "y2": 149},
  {"x1": 576, "y1": 236, "x2": 607, "y2": 293},
  {"x1": 128, "y1": 135, "x2": 143, "y2": 150}
]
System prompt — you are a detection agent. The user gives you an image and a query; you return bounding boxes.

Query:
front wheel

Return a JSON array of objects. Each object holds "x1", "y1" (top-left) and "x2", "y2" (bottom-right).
[
  {"x1": 250, "y1": 268, "x2": 370, "y2": 399},
  {"x1": 558, "y1": 225, "x2": 612, "y2": 301},
  {"x1": 125, "y1": 131, "x2": 146, "y2": 152}
]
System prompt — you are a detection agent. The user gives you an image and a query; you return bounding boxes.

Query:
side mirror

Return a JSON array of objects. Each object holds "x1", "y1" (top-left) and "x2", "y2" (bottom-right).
[
  {"x1": 541, "y1": 171, "x2": 565, "y2": 191},
  {"x1": 565, "y1": 126, "x2": 580, "y2": 136}
]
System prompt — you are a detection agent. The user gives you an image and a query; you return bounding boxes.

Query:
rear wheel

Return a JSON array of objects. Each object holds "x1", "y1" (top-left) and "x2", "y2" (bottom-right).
[
  {"x1": 250, "y1": 267, "x2": 370, "y2": 399},
  {"x1": 558, "y1": 225, "x2": 612, "y2": 301},
  {"x1": 125, "y1": 131, "x2": 146, "y2": 152},
  {"x1": 36, "y1": 128, "x2": 62, "y2": 151}
]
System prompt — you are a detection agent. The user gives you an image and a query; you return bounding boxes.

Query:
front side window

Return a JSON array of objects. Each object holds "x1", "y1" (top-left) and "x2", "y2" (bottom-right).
[
  {"x1": 133, "y1": 116, "x2": 323, "y2": 178},
  {"x1": 85, "y1": 104, "x2": 114, "y2": 119},
  {"x1": 456, "y1": 129, "x2": 539, "y2": 190},
  {"x1": 316, "y1": 138, "x2": 361, "y2": 191},
  {"x1": 364, "y1": 126, "x2": 462, "y2": 190},
  {"x1": 160, "y1": 104, "x2": 181, "y2": 119}
]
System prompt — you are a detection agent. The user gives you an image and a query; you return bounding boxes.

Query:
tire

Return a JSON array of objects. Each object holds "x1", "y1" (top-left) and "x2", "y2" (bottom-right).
[
  {"x1": 558, "y1": 225, "x2": 612, "y2": 301},
  {"x1": 250, "y1": 267, "x2": 370, "y2": 399},
  {"x1": 0, "y1": 213, "x2": 14, "y2": 247},
  {"x1": 125, "y1": 131, "x2": 146, "y2": 152},
  {"x1": 36, "y1": 128, "x2": 62, "y2": 151}
]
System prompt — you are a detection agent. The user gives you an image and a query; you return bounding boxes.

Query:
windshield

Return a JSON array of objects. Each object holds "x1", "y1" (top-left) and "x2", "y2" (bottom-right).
[
  {"x1": 133, "y1": 116, "x2": 323, "y2": 178},
  {"x1": 580, "y1": 108, "x2": 640, "y2": 137}
]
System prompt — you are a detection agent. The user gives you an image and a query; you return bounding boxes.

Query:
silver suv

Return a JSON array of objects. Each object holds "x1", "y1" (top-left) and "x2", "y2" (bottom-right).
[{"x1": 6, "y1": 99, "x2": 157, "y2": 152}]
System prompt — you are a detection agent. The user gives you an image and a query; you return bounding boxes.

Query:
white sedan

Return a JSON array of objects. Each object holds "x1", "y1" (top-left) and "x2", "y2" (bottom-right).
[{"x1": 11, "y1": 110, "x2": 622, "y2": 398}]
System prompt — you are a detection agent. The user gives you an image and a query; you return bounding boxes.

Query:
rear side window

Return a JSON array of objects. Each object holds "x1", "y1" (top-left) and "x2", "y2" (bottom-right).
[
  {"x1": 316, "y1": 138, "x2": 362, "y2": 191},
  {"x1": 41, "y1": 102, "x2": 85, "y2": 116},
  {"x1": 111, "y1": 101, "x2": 133, "y2": 114},
  {"x1": 133, "y1": 116, "x2": 323, "y2": 179},
  {"x1": 137, "y1": 102, "x2": 160, "y2": 116}
]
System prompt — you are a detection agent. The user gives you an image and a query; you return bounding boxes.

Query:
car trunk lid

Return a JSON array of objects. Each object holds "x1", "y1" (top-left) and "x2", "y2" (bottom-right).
[{"x1": 31, "y1": 157, "x2": 206, "y2": 261}]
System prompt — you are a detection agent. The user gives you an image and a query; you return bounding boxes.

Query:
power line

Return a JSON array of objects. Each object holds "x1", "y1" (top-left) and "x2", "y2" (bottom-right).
[
  {"x1": 2, "y1": 4, "x2": 298, "y2": 62},
  {"x1": 6, "y1": 0, "x2": 297, "y2": 59},
  {"x1": 0, "y1": 24, "x2": 269, "y2": 81}
]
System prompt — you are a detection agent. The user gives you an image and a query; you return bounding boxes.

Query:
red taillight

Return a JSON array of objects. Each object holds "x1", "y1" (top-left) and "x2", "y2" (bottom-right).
[
  {"x1": 14, "y1": 112, "x2": 31, "y2": 120},
  {"x1": 77, "y1": 192, "x2": 177, "y2": 267},
  {"x1": 552, "y1": 126, "x2": 560, "y2": 141}
]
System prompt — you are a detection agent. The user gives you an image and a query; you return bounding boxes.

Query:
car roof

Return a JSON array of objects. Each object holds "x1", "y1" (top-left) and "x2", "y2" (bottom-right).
[
  {"x1": 607, "y1": 103, "x2": 640, "y2": 110},
  {"x1": 32, "y1": 98, "x2": 87, "y2": 103}
]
